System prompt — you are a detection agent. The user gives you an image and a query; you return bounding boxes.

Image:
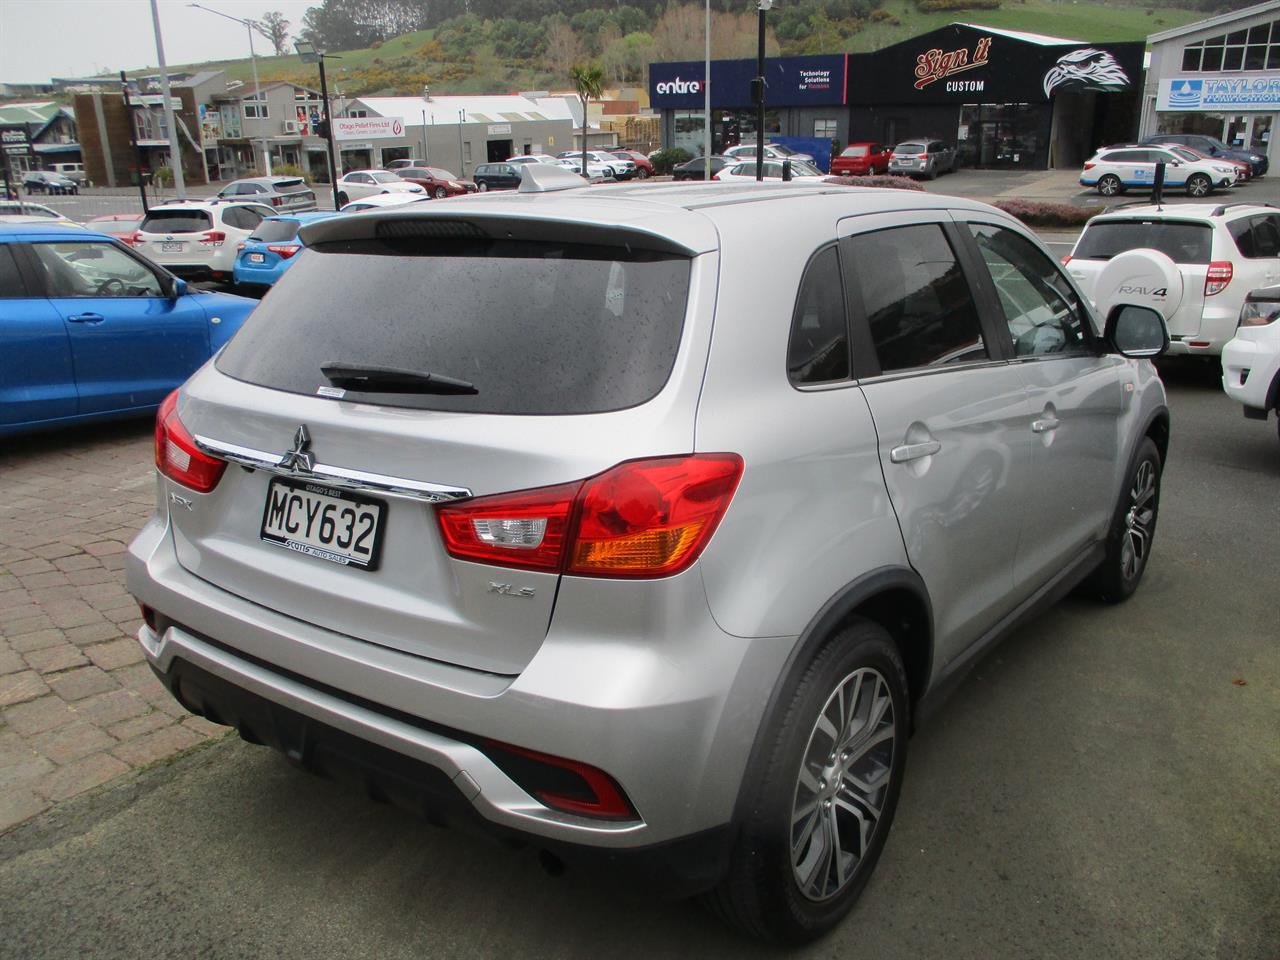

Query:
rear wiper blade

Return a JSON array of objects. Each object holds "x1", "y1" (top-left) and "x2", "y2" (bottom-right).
[{"x1": 320, "y1": 362, "x2": 478, "y2": 395}]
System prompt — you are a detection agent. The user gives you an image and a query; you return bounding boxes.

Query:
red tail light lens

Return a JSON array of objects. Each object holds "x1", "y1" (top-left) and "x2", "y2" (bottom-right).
[
  {"x1": 482, "y1": 738, "x2": 636, "y2": 820},
  {"x1": 1205, "y1": 260, "x2": 1233, "y2": 296},
  {"x1": 1083, "y1": 162, "x2": 1096, "y2": 171},
  {"x1": 1060, "y1": 254, "x2": 1073, "y2": 265},
  {"x1": 154, "y1": 390, "x2": 226, "y2": 493},
  {"x1": 198, "y1": 230, "x2": 226, "y2": 246},
  {"x1": 267, "y1": 244, "x2": 301, "y2": 259},
  {"x1": 121, "y1": 230, "x2": 140, "y2": 246},
  {"x1": 436, "y1": 454, "x2": 744, "y2": 578},
  {"x1": 271, "y1": 195, "x2": 284, "y2": 206}
]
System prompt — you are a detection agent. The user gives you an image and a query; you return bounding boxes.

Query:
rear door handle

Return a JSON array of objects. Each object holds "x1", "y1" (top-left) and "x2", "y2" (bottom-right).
[
  {"x1": 890, "y1": 440, "x2": 942, "y2": 463},
  {"x1": 1032, "y1": 417, "x2": 1060, "y2": 433},
  {"x1": 67, "y1": 313, "x2": 104, "y2": 324}
]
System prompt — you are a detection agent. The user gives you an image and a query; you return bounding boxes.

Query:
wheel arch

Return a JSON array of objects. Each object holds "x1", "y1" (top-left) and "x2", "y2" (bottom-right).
[{"x1": 1143, "y1": 407, "x2": 1171, "y2": 466}]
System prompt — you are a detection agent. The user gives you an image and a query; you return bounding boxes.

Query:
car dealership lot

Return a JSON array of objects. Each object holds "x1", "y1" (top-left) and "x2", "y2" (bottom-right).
[{"x1": 0, "y1": 364, "x2": 1275, "y2": 958}]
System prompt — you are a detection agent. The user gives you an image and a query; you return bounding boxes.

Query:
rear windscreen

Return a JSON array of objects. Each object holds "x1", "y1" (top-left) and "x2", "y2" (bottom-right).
[
  {"x1": 216, "y1": 237, "x2": 692, "y2": 415},
  {"x1": 895, "y1": 143, "x2": 925, "y2": 154},
  {"x1": 140, "y1": 210, "x2": 212, "y2": 233},
  {"x1": 273, "y1": 179, "x2": 308, "y2": 193},
  {"x1": 1074, "y1": 221, "x2": 1212, "y2": 264},
  {"x1": 844, "y1": 146, "x2": 868, "y2": 157},
  {"x1": 249, "y1": 219, "x2": 303, "y2": 242}
]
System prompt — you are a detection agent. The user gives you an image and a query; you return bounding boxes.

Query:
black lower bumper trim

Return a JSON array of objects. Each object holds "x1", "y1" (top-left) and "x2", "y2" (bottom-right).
[{"x1": 149, "y1": 649, "x2": 733, "y2": 898}]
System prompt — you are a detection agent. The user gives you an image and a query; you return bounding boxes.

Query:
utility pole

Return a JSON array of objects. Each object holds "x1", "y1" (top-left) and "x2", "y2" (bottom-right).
[
  {"x1": 149, "y1": 0, "x2": 186, "y2": 196},
  {"x1": 704, "y1": 0, "x2": 711, "y2": 180},
  {"x1": 120, "y1": 71, "x2": 150, "y2": 212},
  {"x1": 421, "y1": 86, "x2": 430, "y2": 163},
  {"x1": 295, "y1": 42, "x2": 340, "y2": 209},
  {"x1": 189, "y1": 4, "x2": 271, "y2": 176},
  {"x1": 755, "y1": 0, "x2": 771, "y2": 182}
]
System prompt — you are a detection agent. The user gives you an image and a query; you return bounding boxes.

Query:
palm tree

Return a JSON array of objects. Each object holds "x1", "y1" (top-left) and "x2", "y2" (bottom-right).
[{"x1": 570, "y1": 63, "x2": 605, "y2": 176}]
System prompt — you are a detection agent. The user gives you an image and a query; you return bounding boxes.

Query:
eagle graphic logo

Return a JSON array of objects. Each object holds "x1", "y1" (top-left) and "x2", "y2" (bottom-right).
[{"x1": 1043, "y1": 48, "x2": 1130, "y2": 97}]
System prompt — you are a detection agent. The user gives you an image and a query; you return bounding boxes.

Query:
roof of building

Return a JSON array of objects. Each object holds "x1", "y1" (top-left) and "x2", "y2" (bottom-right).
[
  {"x1": 354, "y1": 94, "x2": 575, "y2": 127},
  {"x1": 956, "y1": 23, "x2": 1083, "y2": 45},
  {"x1": 1147, "y1": 0, "x2": 1280, "y2": 43},
  {"x1": 0, "y1": 101, "x2": 69, "y2": 125}
]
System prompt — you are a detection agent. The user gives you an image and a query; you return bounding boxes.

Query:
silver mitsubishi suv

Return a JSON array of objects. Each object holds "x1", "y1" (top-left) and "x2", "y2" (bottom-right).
[{"x1": 127, "y1": 173, "x2": 1171, "y2": 943}]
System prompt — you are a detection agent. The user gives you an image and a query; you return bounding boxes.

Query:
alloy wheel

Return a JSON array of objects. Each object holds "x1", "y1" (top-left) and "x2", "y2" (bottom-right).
[
  {"x1": 1121, "y1": 459, "x2": 1157, "y2": 581},
  {"x1": 1099, "y1": 175, "x2": 1120, "y2": 196},
  {"x1": 790, "y1": 667, "x2": 897, "y2": 902},
  {"x1": 1187, "y1": 175, "x2": 1211, "y2": 197}
]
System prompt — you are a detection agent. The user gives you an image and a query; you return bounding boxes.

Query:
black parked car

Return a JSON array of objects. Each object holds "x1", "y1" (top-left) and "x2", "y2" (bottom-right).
[
  {"x1": 1142, "y1": 134, "x2": 1268, "y2": 178},
  {"x1": 471, "y1": 163, "x2": 522, "y2": 191},
  {"x1": 672, "y1": 155, "x2": 731, "y2": 181},
  {"x1": 23, "y1": 170, "x2": 79, "y2": 195}
]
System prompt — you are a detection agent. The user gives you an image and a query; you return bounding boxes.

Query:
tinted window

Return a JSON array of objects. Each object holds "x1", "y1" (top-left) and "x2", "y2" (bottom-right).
[
  {"x1": 895, "y1": 142, "x2": 925, "y2": 154},
  {"x1": 846, "y1": 224, "x2": 987, "y2": 373},
  {"x1": 1103, "y1": 150, "x2": 1146, "y2": 163},
  {"x1": 969, "y1": 224, "x2": 1088, "y2": 357},
  {"x1": 0, "y1": 245, "x2": 26, "y2": 297},
  {"x1": 788, "y1": 246, "x2": 849, "y2": 384},
  {"x1": 223, "y1": 206, "x2": 266, "y2": 230},
  {"x1": 217, "y1": 239, "x2": 692, "y2": 415},
  {"x1": 140, "y1": 209, "x2": 212, "y2": 233},
  {"x1": 30, "y1": 241, "x2": 163, "y2": 298},
  {"x1": 1074, "y1": 220, "x2": 1212, "y2": 264},
  {"x1": 428, "y1": 168, "x2": 456, "y2": 180},
  {"x1": 249, "y1": 219, "x2": 303, "y2": 243},
  {"x1": 843, "y1": 146, "x2": 868, "y2": 157},
  {"x1": 1229, "y1": 214, "x2": 1280, "y2": 258}
]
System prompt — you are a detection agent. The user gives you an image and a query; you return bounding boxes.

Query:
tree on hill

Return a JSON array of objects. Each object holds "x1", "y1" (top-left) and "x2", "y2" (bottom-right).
[
  {"x1": 255, "y1": 12, "x2": 291, "y2": 57},
  {"x1": 570, "y1": 62, "x2": 605, "y2": 173}
]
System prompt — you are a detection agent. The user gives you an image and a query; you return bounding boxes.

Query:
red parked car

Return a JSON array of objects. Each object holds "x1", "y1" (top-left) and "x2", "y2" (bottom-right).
[
  {"x1": 830, "y1": 142, "x2": 892, "y2": 177},
  {"x1": 394, "y1": 166, "x2": 477, "y2": 198},
  {"x1": 610, "y1": 150, "x2": 654, "y2": 179}
]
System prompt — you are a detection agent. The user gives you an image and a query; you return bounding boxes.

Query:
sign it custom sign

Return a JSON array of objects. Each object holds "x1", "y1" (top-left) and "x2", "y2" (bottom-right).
[{"x1": 914, "y1": 36, "x2": 992, "y2": 91}]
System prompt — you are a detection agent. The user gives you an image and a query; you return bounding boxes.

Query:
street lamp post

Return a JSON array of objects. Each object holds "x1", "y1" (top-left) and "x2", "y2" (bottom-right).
[
  {"x1": 295, "y1": 41, "x2": 341, "y2": 210},
  {"x1": 754, "y1": 0, "x2": 772, "y2": 182},
  {"x1": 149, "y1": 0, "x2": 186, "y2": 196},
  {"x1": 189, "y1": 3, "x2": 271, "y2": 176}
]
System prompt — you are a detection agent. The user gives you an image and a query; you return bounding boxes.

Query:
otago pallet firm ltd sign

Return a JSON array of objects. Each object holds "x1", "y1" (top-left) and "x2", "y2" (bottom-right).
[
  {"x1": 1158, "y1": 77, "x2": 1280, "y2": 111},
  {"x1": 333, "y1": 116, "x2": 404, "y2": 141}
]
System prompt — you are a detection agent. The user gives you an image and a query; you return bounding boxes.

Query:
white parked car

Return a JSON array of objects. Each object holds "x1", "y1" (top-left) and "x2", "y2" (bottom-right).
[
  {"x1": 723, "y1": 142, "x2": 815, "y2": 165},
  {"x1": 133, "y1": 200, "x2": 275, "y2": 282},
  {"x1": 713, "y1": 159, "x2": 825, "y2": 182},
  {"x1": 340, "y1": 194, "x2": 431, "y2": 213},
  {"x1": 334, "y1": 169, "x2": 425, "y2": 207},
  {"x1": 554, "y1": 158, "x2": 614, "y2": 181},
  {"x1": 1064, "y1": 202, "x2": 1280, "y2": 357},
  {"x1": 507, "y1": 154, "x2": 560, "y2": 165},
  {"x1": 556, "y1": 151, "x2": 636, "y2": 179},
  {"x1": 1079, "y1": 145, "x2": 1238, "y2": 198},
  {"x1": 1222, "y1": 286, "x2": 1280, "y2": 443}
]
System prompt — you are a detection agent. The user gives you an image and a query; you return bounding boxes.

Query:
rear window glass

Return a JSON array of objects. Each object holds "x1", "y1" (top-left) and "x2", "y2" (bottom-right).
[
  {"x1": 272, "y1": 179, "x2": 307, "y2": 192},
  {"x1": 843, "y1": 146, "x2": 868, "y2": 157},
  {"x1": 140, "y1": 210, "x2": 212, "y2": 233},
  {"x1": 895, "y1": 143, "x2": 925, "y2": 153},
  {"x1": 216, "y1": 238, "x2": 692, "y2": 415},
  {"x1": 250, "y1": 219, "x2": 302, "y2": 242},
  {"x1": 1074, "y1": 221, "x2": 1212, "y2": 264}
]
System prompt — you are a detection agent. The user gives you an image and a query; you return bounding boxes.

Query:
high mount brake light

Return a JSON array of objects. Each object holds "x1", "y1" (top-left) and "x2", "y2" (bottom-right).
[
  {"x1": 154, "y1": 391, "x2": 226, "y2": 493},
  {"x1": 436, "y1": 454, "x2": 744, "y2": 578},
  {"x1": 1205, "y1": 261, "x2": 1233, "y2": 296}
]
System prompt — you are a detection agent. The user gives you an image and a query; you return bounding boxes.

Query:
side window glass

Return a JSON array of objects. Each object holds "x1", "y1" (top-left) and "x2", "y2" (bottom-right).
[
  {"x1": 846, "y1": 223, "x2": 988, "y2": 372},
  {"x1": 30, "y1": 242, "x2": 163, "y2": 298},
  {"x1": 968, "y1": 223, "x2": 1088, "y2": 356},
  {"x1": 221, "y1": 208, "x2": 246, "y2": 230},
  {"x1": 1252, "y1": 215, "x2": 1280, "y2": 257},
  {"x1": 787, "y1": 246, "x2": 849, "y2": 384},
  {"x1": 0, "y1": 245, "x2": 26, "y2": 297},
  {"x1": 1229, "y1": 217, "x2": 1257, "y2": 257}
]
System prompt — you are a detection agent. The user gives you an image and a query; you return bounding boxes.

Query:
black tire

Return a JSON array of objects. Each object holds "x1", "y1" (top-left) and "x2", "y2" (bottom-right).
[
  {"x1": 705, "y1": 619, "x2": 909, "y2": 944},
  {"x1": 335, "y1": 191, "x2": 348, "y2": 207},
  {"x1": 925, "y1": 165, "x2": 938, "y2": 181},
  {"x1": 1186, "y1": 173, "x2": 1212, "y2": 198},
  {"x1": 637, "y1": 167, "x2": 649, "y2": 179},
  {"x1": 1097, "y1": 174, "x2": 1122, "y2": 197},
  {"x1": 1080, "y1": 437, "x2": 1162, "y2": 603},
  {"x1": 433, "y1": 186, "x2": 447, "y2": 198},
  {"x1": 477, "y1": 181, "x2": 488, "y2": 192}
]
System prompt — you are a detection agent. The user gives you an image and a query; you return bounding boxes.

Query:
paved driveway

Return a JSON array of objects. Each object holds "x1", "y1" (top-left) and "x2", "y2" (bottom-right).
[{"x1": 0, "y1": 366, "x2": 1275, "y2": 959}]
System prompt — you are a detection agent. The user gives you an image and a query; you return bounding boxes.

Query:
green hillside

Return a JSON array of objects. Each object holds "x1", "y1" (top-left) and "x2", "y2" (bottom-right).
[{"x1": 153, "y1": 0, "x2": 1204, "y2": 98}]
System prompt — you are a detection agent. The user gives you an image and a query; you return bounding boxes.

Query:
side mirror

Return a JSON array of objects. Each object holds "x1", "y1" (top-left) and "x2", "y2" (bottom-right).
[
  {"x1": 170, "y1": 277, "x2": 188, "y2": 299},
  {"x1": 1105, "y1": 304, "x2": 1168, "y2": 358}
]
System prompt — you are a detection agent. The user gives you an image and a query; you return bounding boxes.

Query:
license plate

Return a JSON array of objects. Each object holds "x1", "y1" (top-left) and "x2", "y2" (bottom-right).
[
  {"x1": 260, "y1": 478, "x2": 385, "y2": 570},
  {"x1": 160, "y1": 241, "x2": 184, "y2": 252},
  {"x1": 249, "y1": 253, "x2": 265, "y2": 263}
]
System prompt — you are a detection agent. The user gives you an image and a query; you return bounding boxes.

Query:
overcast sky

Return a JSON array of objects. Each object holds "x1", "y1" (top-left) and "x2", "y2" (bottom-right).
[{"x1": 1, "y1": 0, "x2": 322, "y2": 83}]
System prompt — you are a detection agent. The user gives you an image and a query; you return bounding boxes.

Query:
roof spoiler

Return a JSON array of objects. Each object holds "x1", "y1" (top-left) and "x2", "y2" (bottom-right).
[{"x1": 517, "y1": 163, "x2": 590, "y2": 193}]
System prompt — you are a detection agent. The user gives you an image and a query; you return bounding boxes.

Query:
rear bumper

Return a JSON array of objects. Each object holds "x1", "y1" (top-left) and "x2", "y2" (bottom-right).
[
  {"x1": 232, "y1": 260, "x2": 286, "y2": 287},
  {"x1": 1222, "y1": 332, "x2": 1280, "y2": 409}
]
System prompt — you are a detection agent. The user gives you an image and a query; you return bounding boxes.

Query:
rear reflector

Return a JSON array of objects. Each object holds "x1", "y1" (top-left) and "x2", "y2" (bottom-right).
[
  {"x1": 154, "y1": 390, "x2": 226, "y2": 493},
  {"x1": 482, "y1": 738, "x2": 636, "y2": 820},
  {"x1": 436, "y1": 454, "x2": 744, "y2": 578},
  {"x1": 1205, "y1": 261, "x2": 1233, "y2": 296}
]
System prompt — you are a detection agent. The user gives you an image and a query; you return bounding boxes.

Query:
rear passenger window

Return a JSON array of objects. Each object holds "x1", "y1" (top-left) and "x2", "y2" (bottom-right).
[
  {"x1": 787, "y1": 246, "x2": 849, "y2": 384},
  {"x1": 846, "y1": 224, "x2": 988, "y2": 373},
  {"x1": 0, "y1": 245, "x2": 25, "y2": 297}
]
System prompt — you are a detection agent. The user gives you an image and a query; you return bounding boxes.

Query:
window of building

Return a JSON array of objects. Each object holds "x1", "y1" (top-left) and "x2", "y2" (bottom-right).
[
  {"x1": 1182, "y1": 20, "x2": 1280, "y2": 71},
  {"x1": 463, "y1": 141, "x2": 472, "y2": 163},
  {"x1": 347, "y1": 108, "x2": 367, "y2": 118},
  {"x1": 813, "y1": 119, "x2": 838, "y2": 139},
  {"x1": 243, "y1": 92, "x2": 269, "y2": 119}
]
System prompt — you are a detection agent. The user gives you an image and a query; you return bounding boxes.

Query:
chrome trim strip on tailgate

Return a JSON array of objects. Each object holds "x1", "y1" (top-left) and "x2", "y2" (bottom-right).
[{"x1": 193, "y1": 434, "x2": 472, "y2": 503}]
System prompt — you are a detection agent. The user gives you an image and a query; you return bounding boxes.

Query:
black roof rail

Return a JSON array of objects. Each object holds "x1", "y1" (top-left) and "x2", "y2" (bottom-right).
[{"x1": 1211, "y1": 201, "x2": 1280, "y2": 216}]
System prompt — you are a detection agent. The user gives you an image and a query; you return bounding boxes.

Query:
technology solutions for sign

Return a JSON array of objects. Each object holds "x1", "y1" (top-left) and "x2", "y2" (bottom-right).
[
  {"x1": 649, "y1": 55, "x2": 848, "y2": 109},
  {"x1": 333, "y1": 116, "x2": 405, "y2": 141},
  {"x1": 1158, "y1": 77, "x2": 1280, "y2": 111}
]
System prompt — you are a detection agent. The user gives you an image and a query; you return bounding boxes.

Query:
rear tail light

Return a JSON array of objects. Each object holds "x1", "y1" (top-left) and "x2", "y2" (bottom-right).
[
  {"x1": 271, "y1": 195, "x2": 284, "y2": 206},
  {"x1": 122, "y1": 230, "x2": 140, "y2": 246},
  {"x1": 236, "y1": 242, "x2": 246, "y2": 251},
  {"x1": 916, "y1": 153, "x2": 928, "y2": 160},
  {"x1": 482, "y1": 739, "x2": 636, "y2": 820},
  {"x1": 1083, "y1": 162, "x2": 1096, "y2": 171},
  {"x1": 267, "y1": 244, "x2": 301, "y2": 259},
  {"x1": 1060, "y1": 254, "x2": 1073, "y2": 265},
  {"x1": 154, "y1": 390, "x2": 226, "y2": 493},
  {"x1": 1205, "y1": 261, "x2": 1233, "y2": 296},
  {"x1": 436, "y1": 454, "x2": 744, "y2": 578},
  {"x1": 198, "y1": 230, "x2": 226, "y2": 246}
]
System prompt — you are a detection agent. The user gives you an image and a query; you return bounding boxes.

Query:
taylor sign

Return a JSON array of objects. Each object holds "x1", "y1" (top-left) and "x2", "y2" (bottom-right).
[{"x1": 333, "y1": 116, "x2": 404, "y2": 141}]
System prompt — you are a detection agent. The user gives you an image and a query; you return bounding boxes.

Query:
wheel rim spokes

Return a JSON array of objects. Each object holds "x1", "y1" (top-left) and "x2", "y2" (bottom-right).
[
  {"x1": 1122, "y1": 461, "x2": 1157, "y2": 581},
  {"x1": 791, "y1": 667, "x2": 896, "y2": 901}
]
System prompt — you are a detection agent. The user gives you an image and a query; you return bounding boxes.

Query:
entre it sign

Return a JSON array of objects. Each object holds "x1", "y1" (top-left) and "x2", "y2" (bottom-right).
[
  {"x1": 649, "y1": 55, "x2": 848, "y2": 108},
  {"x1": 333, "y1": 116, "x2": 404, "y2": 141}
]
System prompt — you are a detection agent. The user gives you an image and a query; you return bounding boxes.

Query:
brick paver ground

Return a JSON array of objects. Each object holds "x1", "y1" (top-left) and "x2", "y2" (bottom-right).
[{"x1": 0, "y1": 419, "x2": 227, "y2": 832}]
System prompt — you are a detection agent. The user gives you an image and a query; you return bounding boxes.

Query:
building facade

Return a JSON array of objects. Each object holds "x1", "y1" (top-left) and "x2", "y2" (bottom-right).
[
  {"x1": 649, "y1": 24, "x2": 1144, "y2": 170},
  {"x1": 1141, "y1": 0, "x2": 1280, "y2": 165}
]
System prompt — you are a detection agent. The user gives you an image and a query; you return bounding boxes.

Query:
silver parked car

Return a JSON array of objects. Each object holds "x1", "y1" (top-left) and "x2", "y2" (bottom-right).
[
  {"x1": 216, "y1": 176, "x2": 317, "y2": 212},
  {"x1": 127, "y1": 177, "x2": 1170, "y2": 943},
  {"x1": 888, "y1": 138, "x2": 957, "y2": 179}
]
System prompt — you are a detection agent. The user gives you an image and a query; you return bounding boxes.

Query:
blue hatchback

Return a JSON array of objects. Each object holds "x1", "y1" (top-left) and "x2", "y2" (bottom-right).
[
  {"x1": 0, "y1": 223, "x2": 258, "y2": 437},
  {"x1": 232, "y1": 211, "x2": 339, "y2": 290}
]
